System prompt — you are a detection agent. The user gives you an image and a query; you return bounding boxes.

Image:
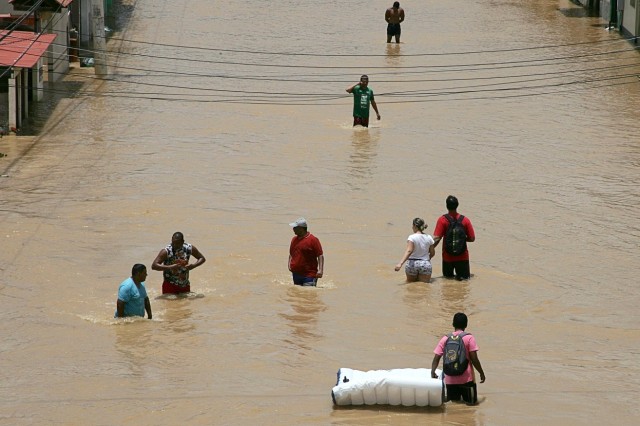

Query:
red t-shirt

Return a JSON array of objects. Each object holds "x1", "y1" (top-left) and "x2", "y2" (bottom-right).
[
  {"x1": 289, "y1": 233, "x2": 323, "y2": 277},
  {"x1": 433, "y1": 213, "x2": 475, "y2": 262}
]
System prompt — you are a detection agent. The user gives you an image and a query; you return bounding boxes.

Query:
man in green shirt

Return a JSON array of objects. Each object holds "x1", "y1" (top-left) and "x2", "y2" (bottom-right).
[{"x1": 346, "y1": 75, "x2": 381, "y2": 127}]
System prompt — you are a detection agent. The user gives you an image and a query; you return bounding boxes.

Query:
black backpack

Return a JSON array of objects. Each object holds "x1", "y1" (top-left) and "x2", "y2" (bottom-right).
[
  {"x1": 443, "y1": 214, "x2": 467, "y2": 256},
  {"x1": 442, "y1": 332, "x2": 469, "y2": 376}
]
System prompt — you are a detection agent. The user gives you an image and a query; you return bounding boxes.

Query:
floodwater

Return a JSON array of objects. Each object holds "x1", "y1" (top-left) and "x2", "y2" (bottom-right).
[{"x1": 1, "y1": 0, "x2": 640, "y2": 424}]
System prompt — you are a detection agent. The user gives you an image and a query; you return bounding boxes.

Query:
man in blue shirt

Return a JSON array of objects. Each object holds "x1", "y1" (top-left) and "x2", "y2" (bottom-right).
[{"x1": 115, "y1": 264, "x2": 152, "y2": 319}]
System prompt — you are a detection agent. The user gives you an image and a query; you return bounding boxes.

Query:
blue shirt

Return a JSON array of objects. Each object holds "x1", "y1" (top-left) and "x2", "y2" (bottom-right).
[{"x1": 114, "y1": 277, "x2": 148, "y2": 317}]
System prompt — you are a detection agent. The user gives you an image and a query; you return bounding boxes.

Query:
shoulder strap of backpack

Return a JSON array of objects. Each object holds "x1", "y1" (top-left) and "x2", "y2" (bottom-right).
[
  {"x1": 457, "y1": 332, "x2": 470, "y2": 347},
  {"x1": 444, "y1": 214, "x2": 454, "y2": 224},
  {"x1": 447, "y1": 331, "x2": 468, "y2": 340},
  {"x1": 457, "y1": 215, "x2": 465, "y2": 224}
]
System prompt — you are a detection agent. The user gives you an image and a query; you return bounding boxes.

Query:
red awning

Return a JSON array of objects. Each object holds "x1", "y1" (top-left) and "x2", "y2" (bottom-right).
[{"x1": 0, "y1": 30, "x2": 57, "y2": 68}]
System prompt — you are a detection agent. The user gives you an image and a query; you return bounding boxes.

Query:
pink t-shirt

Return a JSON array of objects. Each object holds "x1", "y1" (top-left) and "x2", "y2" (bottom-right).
[{"x1": 433, "y1": 331, "x2": 479, "y2": 384}]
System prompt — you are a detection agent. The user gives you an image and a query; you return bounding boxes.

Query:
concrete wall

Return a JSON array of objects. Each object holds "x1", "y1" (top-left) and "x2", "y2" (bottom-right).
[
  {"x1": 622, "y1": 0, "x2": 638, "y2": 36},
  {"x1": 41, "y1": 10, "x2": 70, "y2": 82},
  {"x1": 602, "y1": 0, "x2": 613, "y2": 22},
  {"x1": 79, "y1": 0, "x2": 91, "y2": 45},
  {"x1": 600, "y1": 0, "x2": 638, "y2": 35}
]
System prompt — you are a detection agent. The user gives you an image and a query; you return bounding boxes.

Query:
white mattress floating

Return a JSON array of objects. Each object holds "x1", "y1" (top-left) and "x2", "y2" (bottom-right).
[{"x1": 332, "y1": 367, "x2": 444, "y2": 407}]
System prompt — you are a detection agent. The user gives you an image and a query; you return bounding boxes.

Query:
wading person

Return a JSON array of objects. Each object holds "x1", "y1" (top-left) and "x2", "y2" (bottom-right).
[
  {"x1": 346, "y1": 75, "x2": 381, "y2": 128},
  {"x1": 152, "y1": 231, "x2": 206, "y2": 294},
  {"x1": 385, "y1": 1, "x2": 405, "y2": 43},
  {"x1": 432, "y1": 195, "x2": 475, "y2": 280},
  {"x1": 394, "y1": 217, "x2": 435, "y2": 282},
  {"x1": 288, "y1": 218, "x2": 324, "y2": 286},
  {"x1": 115, "y1": 264, "x2": 152, "y2": 319},
  {"x1": 431, "y1": 312, "x2": 486, "y2": 405}
]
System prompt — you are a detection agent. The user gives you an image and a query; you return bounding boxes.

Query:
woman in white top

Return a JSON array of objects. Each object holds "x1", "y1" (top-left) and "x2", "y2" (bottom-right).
[{"x1": 395, "y1": 218, "x2": 436, "y2": 282}]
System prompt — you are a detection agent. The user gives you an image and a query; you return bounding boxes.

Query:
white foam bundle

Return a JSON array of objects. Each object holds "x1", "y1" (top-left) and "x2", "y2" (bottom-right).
[{"x1": 331, "y1": 367, "x2": 444, "y2": 407}]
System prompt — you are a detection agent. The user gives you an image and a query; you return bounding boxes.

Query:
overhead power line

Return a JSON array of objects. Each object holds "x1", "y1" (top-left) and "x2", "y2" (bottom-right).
[{"x1": 87, "y1": 32, "x2": 639, "y2": 57}]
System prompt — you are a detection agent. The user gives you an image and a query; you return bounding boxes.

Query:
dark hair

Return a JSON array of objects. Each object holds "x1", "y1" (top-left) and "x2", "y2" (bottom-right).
[
  {"x1": 172, "y1": 231, "x2": 184, "y2": 241},
  {"x1": 360, "y1": 74, "x2": 369, "y2": 81},
  {"x1": 452, "y1": 312, "x2": 468, "y2": 329},
  {"x1": 131, "y1": 263, "x2": 147, "y2": 276},
  {"x1": 446, "y1": 195, "x2": 459, "y2": 211},
  {"x1": 412, "y1": 217, "x2": 426, "y2": 232},
  {"x1": 393, "y1": 1, "x2": 400, "y2": 8}
]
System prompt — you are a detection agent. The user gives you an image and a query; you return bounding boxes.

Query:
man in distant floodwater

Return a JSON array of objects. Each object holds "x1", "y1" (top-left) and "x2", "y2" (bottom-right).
[
  {"x1": 152, "y1": 231, "x2": 206, "y2": 294},
  {"x1": 115, "y1": 264, "x2": 152, "y2": 319},
  {"x1": 346, "y1": 75, "x2": 381, "y2": 128},
  {"x1": 288, "y1": 217, "x2": 324, "y2": 286},
  {"x1": 385, "y1": 2, "x2": 405, "y2": 43}
]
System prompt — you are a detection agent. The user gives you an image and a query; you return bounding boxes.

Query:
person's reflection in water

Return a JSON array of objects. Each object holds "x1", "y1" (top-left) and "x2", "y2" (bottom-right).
[
  {"x1": 385, "y1": 43, "x2": 401, "y2": 67},
  {"x1": 279, "y1": 286, "x2": 327, "y2": 353},
  {"x1": 114, "y1": 320, "x2": 154, "y2": 377},
  {"x1": 402, "y1": 281, "x2": 433, "y2": 325},
  {"x1": 160, "y1": 299, "x2": 196, "y2": 334},
  {"x1": 348, "y1": 128, "x2": 380, "y2": 191},
  {"x1": 441, "y1": 279, "x2": 471, "y2": 317}
]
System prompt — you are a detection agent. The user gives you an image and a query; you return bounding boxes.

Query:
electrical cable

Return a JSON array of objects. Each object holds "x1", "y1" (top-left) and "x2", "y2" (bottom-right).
[
  {"x1": 86, "y1": 30, "x2": 640, "y2": 58},
  {"x1": 3, "y1": 5, "x2": 639, "y2": 107}
]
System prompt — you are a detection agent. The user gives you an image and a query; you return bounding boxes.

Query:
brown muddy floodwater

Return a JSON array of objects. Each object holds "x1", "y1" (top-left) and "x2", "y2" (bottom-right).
[{"x1": 1, "y1": 0, "x2": 639, "y2": 425}]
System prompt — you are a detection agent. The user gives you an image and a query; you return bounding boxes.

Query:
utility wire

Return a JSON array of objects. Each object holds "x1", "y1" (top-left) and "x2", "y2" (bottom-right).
[
  {"x1": 81, "y1": 30, "x2": 639, "y2": 57},
  {"x1": 4, "y1": 8, "x2": 638, "y2": 107},
  {"x1": 19, "y1": 68, "x2": 639, "y2": 105},
  {"x1": 27, "y1": 24, "x2": 638, "y2": 74},
  {"x1": 0, "y1": 0, "x2": 47, "y2": 42},
  {"x1": 49, "y1": 44, "x2": 638, "y2": 87},
  {"x1": 35, "y1": 58, "x2": 638, "y2": 98},
  {"x1": 60, "y1": 40, "x2": 640, "y2": 72},
  {"x1": 15, "y1": 38, "x2": 640, "y2": 104}
]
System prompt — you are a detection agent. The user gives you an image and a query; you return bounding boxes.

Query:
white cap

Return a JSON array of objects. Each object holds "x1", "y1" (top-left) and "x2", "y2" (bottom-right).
[{"x1": 289, "y1": 217, "x2": 307, "y2": 227}]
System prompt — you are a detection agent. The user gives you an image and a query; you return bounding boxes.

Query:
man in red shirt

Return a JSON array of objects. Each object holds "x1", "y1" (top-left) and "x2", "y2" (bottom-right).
[
  {"x1": 288, "y1": 218, "x2": 324, "y2": 286},
  {"x1": 433, "y1": 195, "x2": 475, "y2": 280}
]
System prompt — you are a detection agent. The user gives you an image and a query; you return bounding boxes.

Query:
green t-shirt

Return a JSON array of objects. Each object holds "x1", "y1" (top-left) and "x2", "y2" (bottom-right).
[{"x1": 352, "y1": 85, "x2": 374, "y2": 118}]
